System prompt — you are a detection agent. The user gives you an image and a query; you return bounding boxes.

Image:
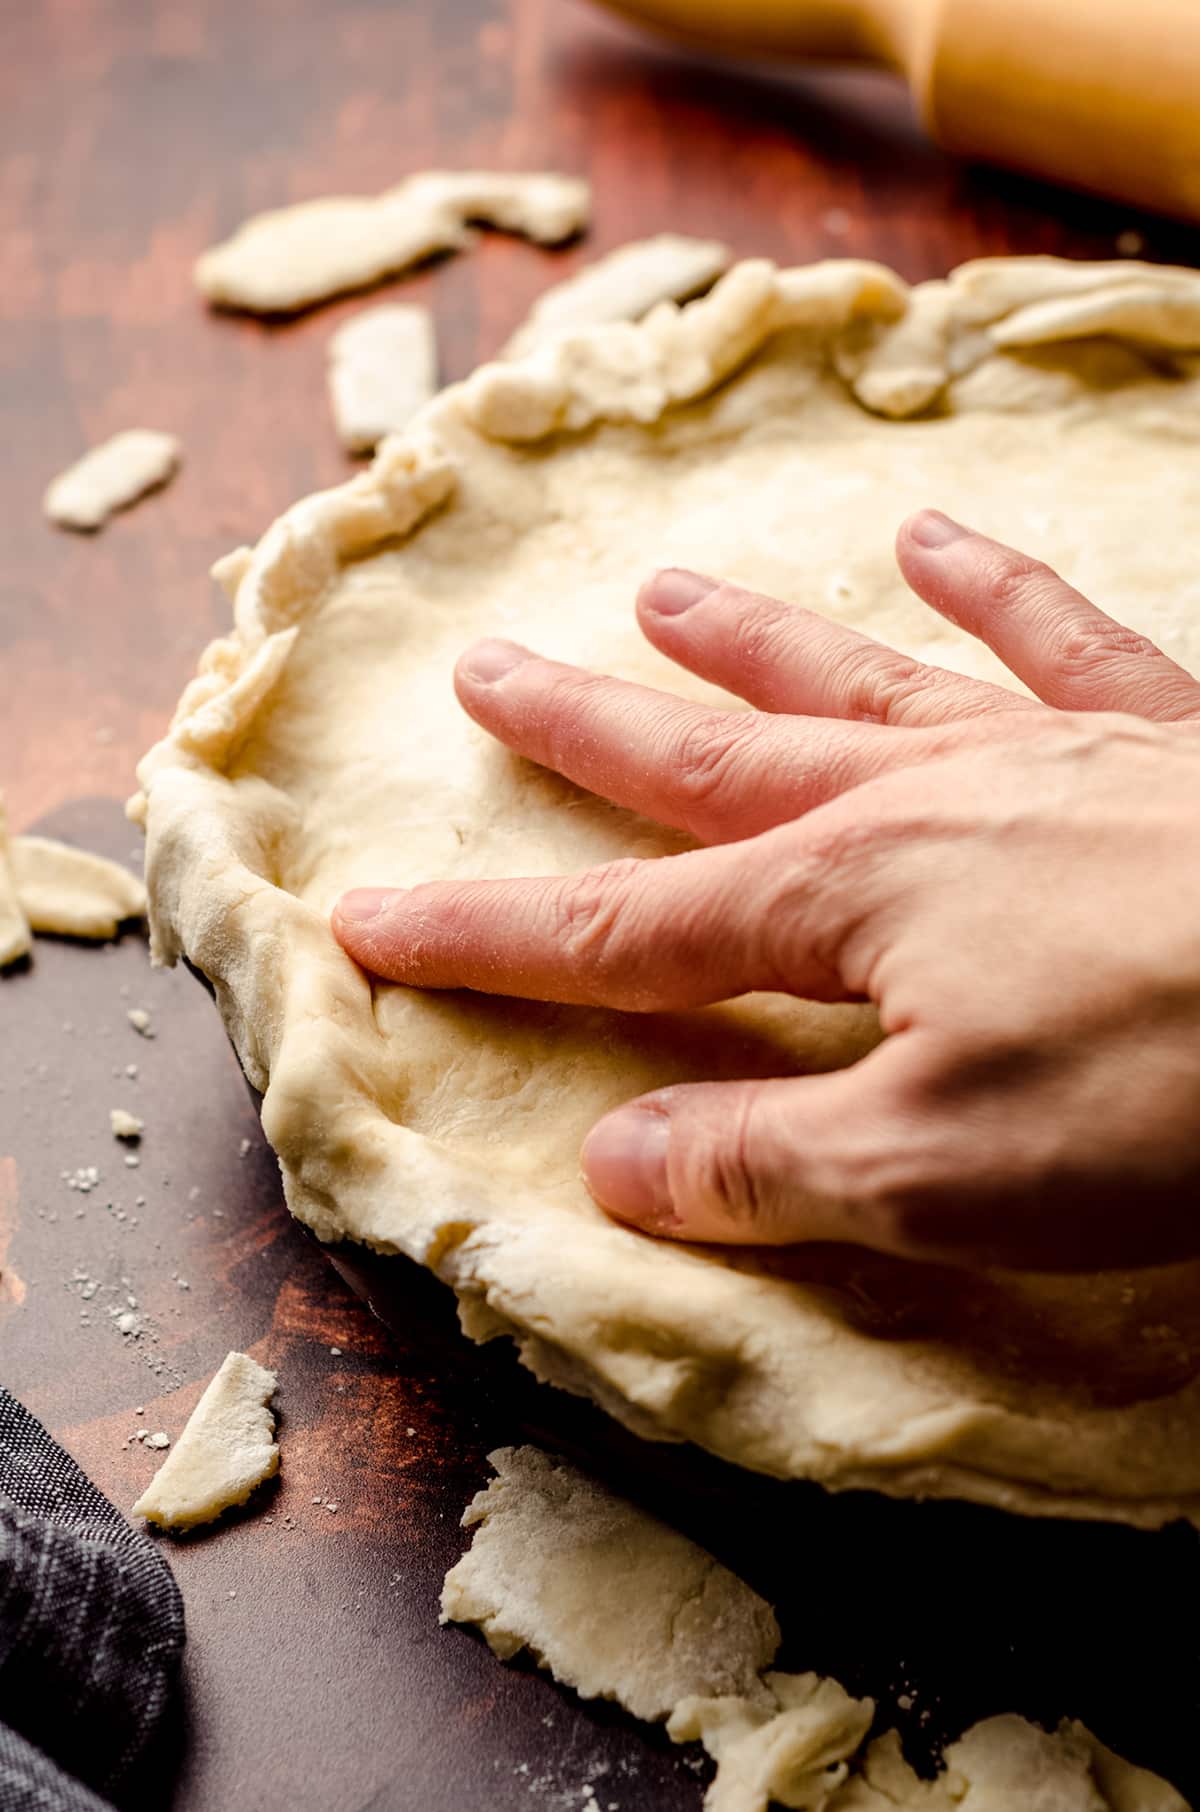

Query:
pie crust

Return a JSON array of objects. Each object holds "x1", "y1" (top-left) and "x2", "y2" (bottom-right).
[{"x1": 135, "y1": 256, "x2": 1200, "y2": 1527}]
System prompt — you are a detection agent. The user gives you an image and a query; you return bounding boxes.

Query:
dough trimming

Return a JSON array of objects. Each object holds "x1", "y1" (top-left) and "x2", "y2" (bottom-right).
[
  {"x1": 442, "y1": 1448, "x2": 1189, "y2": 1812},
  {"x1": 195, "y1": 170, "x2": 590, "y2": 313},
  {"x1": 11, "y1": 837, "x2": 147, "y2": 939},
  {"x1": 43, "y1": 430, "x2": 180, "y2": 531},
  {"x1": 0, "y1": 799, "x2": 146, "y2": 965},
  {"x1": 502, "y1": 233, "x2": 732, "y2": 357},
  {"x1": 327, "y1": 303, "x2": 438, "y2": 453},
  {"x1": 132, "y1": 1350, "x2": 279, "y2": 1530}
]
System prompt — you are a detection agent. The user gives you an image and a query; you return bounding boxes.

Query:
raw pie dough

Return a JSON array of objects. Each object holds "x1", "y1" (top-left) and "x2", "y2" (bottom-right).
[
  {"x1": 132, "y1": 1350, "x2": 279, "y2": 1530},
  {"x1": 502, "y1": 233, "x2": 732, "y2": 357},
  {"x1": 11, "y1": 837, "x2": 147, "y2": 939},
  {"x1": 195, "y1": 171, "x2": 589, "y2": 314},
  {"x1": 441, "y1": 1443, "x2": 781, "y2": 1720},
  {"x1": 0, "y1": 799, "x2": 146, "y2": 965},
  {"x1": 443, "y1": 1448, "x2": 1188, "y2": 1812},
  {"x1": 135, "y1": 255, "x2": 1200, "y2": 1526},
  {"x1": 0, "y1": 797, "x2": 31, "y2": 968},
  {"x1": 43, "y1": 430, "x2": 180, "y2": 531},
  {"x1": 327, "y1": 304, "x2": 438, "y2": 452}
]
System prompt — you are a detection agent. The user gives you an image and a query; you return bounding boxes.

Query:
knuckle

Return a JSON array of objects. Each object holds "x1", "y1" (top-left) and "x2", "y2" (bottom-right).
[
  {"x1": 985, "y1": 553, "x2": 1057, "y2": 612},
  {"x1": 689, "y1": 1094, "x2": 765, "y2": 1229},
  {"x1": 832, "y1": 646, "x2": 943, "y2": 726},
  {"x1": 535, "y1": 667, "x2": 606, "y2": 764},
  {"x1": 720, "y1": 593, "x2": 809, "y2": 692},
  {"x1": 793, "y1": 800, "x2": 883, "y2": 873},
  {"x1": 724, "y1": 591, "x2": 789, "y2": 663},
  {"x1": 552, "y1": 858, "x2": 644, "y2": 980},
  {"x1": 668, "y1": 712, "x2": 760, "y2": 822},
  {"x1": 754, "y1": 813, "x2": 879, "y2": 984},
  {"x1": 805, "y1": 1055, "x2": 962, "y2": 1255},
  {"x1": 1055, "y1": 620, "x2": 1164, "y2": 678}
]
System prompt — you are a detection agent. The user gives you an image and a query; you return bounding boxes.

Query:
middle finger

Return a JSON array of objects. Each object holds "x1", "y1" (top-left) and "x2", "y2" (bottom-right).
[
  {"x1": 454, "y1": 638, "x2": 935, "y2": 843},
  {"x1": 636, "y1": 568, "x2": 1038, "y2": 727}
]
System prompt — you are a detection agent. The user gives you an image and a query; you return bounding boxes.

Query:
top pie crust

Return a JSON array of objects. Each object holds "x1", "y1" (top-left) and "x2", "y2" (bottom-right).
[{"x1": 135, "y1": 256, "x2": 1200, "y2": 1527}]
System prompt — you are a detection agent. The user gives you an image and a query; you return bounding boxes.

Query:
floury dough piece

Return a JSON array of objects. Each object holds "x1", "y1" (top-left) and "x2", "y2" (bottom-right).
[
  {"x1": 824, "y1": 1731, "x2": 956, "y2": 1809},
  {"x1": 668, "y1": 1675, "x2": 874, "y2": 1812},
  {"x1": 0, "y1": 805, "x2": 144, "y2": 960},
  {"x1": 43, "y1": 430, "x2": 180, "y2": 532},
  {"x1": 442, "y1": 1447, "x2": 868, "y2": 1812},
  {"x1": 195, "y1": 170, "x2": 590, "y2": 314},
  {"x1": 10, "y1": 838, "x2": 146, "y2": 939},
  {"x1": 0, "y1": 797, "x2": 32, "y2": 969},
  {"x1": 440, "y1": 1445, "x2": 780, "y2": 1721},
  {"x1": 136, "y1": 256, "x2": 1200, "y2": 1527},
  {"x1": 502, "y1": 233, "x2": 732, "y2": 357},
  {"x1": 398, "y1": 170, "x2": 588, "y2": 245},
  {"x1": 824, "y1": 1722, "x2": 1189, "y2": 1811},
  {"x1": 132, "y1": 1351, "x2": 279, "y2": 1530},
  {"x1": 443, "y1": 1452, "x2": 1188, "y2": 1812},
  {"x1": 327, "y1": 304, "x2": 437, "y2": 452},
  {"x1": 935, "y1": 1716, "x2": 1189, "y2": 1812}
]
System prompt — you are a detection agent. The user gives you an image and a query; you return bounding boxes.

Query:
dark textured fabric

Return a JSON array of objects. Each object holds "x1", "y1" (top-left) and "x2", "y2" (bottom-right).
[{"x1": 0, "y1": 1389, "x2": 185, "y2": 1812}]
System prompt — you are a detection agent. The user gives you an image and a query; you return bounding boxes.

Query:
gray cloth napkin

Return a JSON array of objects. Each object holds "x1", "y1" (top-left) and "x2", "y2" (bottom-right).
[{"x1": 0, "y1": 1388, "x2": 185, "y2": 1812}]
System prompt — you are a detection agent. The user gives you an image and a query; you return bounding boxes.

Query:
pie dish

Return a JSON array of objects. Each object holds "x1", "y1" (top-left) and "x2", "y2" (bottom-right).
[{"x1": 134, "y1": 255, "x2": 1200, "y2": 1527}]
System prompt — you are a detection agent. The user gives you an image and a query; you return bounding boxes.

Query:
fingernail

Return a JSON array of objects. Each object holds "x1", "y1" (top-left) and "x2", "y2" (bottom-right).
[
  {"x1": 909, "y1": 510, "x2": 970, "y2": 549},
  {"x1": 581, "y1": 1107, "x2": 678, "y2": 1231},
  {"x1": 337, "y1": 887, "x2": 400, "y2": 923},
  {"x1": 459, "y1": 639, "x2": 531, "y2": 684},
  {"x1": 644, "y1": 568, "x2": 718, "y2": 617}
]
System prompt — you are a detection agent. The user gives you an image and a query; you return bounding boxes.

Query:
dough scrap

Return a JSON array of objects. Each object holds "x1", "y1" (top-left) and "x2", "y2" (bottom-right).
[
  {"x1": 0, "y1": 796, "x2": 32, "y2": 969},
  {"x1": 195, "y1": 170, "x2": 589, "y2": 314},
  {"x1": 444, "y1": 1451, "x2": 1188, "y2": 1812},
  {"x1": 439, "y1": 1444, "x2": 779, "y2": 1722},
  {"x1": 327, "y1": 303, "x2": 437, "y2": 453},
  {"x1": 132, "y1": 1351, "x2": 279, "y2": 1530},
  {"x1": 136, "y1": 255, "x2": 1200, "y2": 1526},
  {"x1": 110, "y1": 1108, "x2": 143, "y2": 1140},
  {"x1": 43, "y1": 430, "x2": 180, "y2": 531},
  {"x1": 502, "y1": 233, "x2": 732, "y2": 357},
  {"x1": 939, "y1": 1715, "x2": 1189, "y2": 1812},
  {"x1": 668, "y1": 1674, "x2": 874, "y2": 1812},
  {"x1": 10, "y1": 837, "x2": 146, "y2": 939},
  {"x1": 824, "y1": 1730, "x2": 957, "y2": 1809}
]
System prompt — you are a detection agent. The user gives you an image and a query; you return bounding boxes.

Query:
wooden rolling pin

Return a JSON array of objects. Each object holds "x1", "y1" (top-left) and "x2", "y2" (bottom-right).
[{"x1": 590, "y1": 0, "x2": 1200, "y2": 223}]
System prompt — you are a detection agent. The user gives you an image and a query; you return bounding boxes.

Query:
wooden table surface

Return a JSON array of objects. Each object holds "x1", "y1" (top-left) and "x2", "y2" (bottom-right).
[{"x1": 5, "y1": 3, "x2": 1200, "y2": 1809}]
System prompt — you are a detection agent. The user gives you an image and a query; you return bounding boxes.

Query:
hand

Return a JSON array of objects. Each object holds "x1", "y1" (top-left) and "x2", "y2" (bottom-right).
[{"x1": 333, "y1": 512, "x2": 1200, "y2": 1271}]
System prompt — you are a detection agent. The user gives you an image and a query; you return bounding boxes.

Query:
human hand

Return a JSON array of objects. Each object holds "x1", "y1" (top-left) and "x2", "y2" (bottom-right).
[{"x1": 333, "y1": 512, "x2": 1200, "y2": 1271}]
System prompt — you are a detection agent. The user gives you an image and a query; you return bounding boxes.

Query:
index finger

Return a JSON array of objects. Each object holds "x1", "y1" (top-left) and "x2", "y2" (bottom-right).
[{"x1": 332, "y1": 828, "x2": 851, "y2": 1011}]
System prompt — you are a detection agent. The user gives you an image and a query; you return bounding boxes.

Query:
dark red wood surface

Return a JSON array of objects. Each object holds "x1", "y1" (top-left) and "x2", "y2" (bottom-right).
[{"x1": 4, "y1": 4, "x2": 1200, "y2": 1809}]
